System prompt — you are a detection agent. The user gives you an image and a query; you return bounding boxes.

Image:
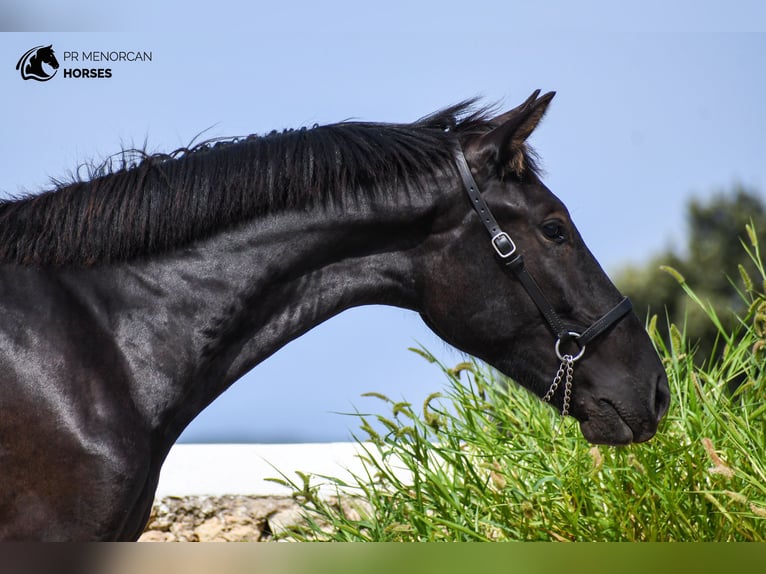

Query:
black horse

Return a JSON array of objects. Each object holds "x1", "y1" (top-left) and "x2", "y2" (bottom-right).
[{"x1": 0, "y1": 91, "x2": 668, "y2": 540}]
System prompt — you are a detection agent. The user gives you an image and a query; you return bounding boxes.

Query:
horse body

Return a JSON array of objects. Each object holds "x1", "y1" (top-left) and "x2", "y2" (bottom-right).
[
  {"x1": 0, "y1": 92, "x2": 669, "y2": 540},
  {"x1": 0, "y1": 191, "x2": 437, "y2": 539}
]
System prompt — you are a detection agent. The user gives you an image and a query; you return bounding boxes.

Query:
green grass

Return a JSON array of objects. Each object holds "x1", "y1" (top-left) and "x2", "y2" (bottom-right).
[{"x1": 272, "y1": 225, "x2": 766, "y2": 541}]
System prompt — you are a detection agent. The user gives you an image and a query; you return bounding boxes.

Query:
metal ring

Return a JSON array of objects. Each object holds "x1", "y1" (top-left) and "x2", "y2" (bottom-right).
[{"x1": 555, "y1": 331, "x2": 585, "y2": 362}]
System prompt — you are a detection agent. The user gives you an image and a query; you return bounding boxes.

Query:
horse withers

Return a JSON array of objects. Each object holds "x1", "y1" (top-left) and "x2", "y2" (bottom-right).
[{"x1": 0, "y1": 91, "x2": 668, "y2": 540}]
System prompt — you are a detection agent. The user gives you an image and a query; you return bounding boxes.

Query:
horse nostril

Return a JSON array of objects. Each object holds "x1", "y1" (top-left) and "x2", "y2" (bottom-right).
[{"x1": 654, "y1": 374, "x2": 670, "y2": 423}]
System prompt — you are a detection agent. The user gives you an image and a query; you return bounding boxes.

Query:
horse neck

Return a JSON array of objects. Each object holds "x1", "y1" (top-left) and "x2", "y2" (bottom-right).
[
  {"x1": 28, "y1": 54, "x2": 42, "y2": 72},
  {"x1": 77, "y1": 187, "x2": 441, "y2": 440}
]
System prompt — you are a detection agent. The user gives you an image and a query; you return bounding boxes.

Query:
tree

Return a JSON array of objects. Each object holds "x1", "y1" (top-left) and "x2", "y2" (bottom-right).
[{"x1": 615, "y1": 186, "x2": 766, "y2": 361}]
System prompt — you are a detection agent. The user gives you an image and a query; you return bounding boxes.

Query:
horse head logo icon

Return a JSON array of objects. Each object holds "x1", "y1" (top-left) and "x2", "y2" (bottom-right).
[{"x1": 16, "y1": 45, "x2": 60, "y2": 81}]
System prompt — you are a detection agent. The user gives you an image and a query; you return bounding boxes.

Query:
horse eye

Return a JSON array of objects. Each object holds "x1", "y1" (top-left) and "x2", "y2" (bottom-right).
[{"x1": 541, "y1": 220, "x2": 566, "y2": 243}]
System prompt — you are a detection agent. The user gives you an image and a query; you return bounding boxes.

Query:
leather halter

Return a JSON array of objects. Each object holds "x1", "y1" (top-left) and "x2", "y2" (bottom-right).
[{"x1": 454, "y1": 147, "x2": 633, "y2": 362}]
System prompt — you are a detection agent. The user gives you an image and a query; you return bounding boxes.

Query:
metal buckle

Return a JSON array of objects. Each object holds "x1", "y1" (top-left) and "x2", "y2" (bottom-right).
[
  {"x1": 555, "y1": 331, "x2": 586, "y2": 362},
  {"x1": 491, "y1": 232, "x2": 517, "y2": 259}
]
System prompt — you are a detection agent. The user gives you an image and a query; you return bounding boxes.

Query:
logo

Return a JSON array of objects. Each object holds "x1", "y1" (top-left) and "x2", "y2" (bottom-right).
[
  {"x1": 16, "y1": 45, "x2": 60, "y2": 81},
  {"x1": 14, "y1": 45, "x2": 152, "y2": 82}
]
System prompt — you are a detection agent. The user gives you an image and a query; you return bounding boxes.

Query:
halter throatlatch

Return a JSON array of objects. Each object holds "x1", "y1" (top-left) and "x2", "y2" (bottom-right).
[{"x1": 454, "y1": 147, "x2": 633, "y2": 415}]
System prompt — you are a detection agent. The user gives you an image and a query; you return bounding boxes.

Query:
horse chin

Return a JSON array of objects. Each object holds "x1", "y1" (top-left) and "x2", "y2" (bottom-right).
[
  {"x1": 577, "y1": 402, "x2": 637, "y2": 446},
  {"x1": 579, "y1": 420, "x2": 634, "y2": 446}
]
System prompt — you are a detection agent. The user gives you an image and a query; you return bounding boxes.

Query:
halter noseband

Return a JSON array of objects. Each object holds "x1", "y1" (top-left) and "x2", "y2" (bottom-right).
[{"x1": 454, "y1": 147, "x2": 633, "y2": 414}]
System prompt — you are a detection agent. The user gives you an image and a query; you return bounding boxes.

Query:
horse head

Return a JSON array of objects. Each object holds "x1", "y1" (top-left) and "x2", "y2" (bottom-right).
[
  {"x1": 418, "y1": 91, "x2": 669, "y2": 445},
  {"x1": 36, "y1": 45, "x2": 60, "y2": 70}
]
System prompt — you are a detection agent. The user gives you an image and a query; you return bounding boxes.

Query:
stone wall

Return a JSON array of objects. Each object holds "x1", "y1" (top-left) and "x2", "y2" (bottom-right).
[{"x1": 139, "y1": 495, "x2": 308, "y2": 542}]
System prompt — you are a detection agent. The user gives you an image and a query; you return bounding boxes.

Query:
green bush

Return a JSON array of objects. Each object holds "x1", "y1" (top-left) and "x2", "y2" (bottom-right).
[
  {"x1": 272, "y1": 224, "x2": 766, "y2": 542},
  {"x1": 616, "y1": 186, "x2": 766, "y2": 362}
]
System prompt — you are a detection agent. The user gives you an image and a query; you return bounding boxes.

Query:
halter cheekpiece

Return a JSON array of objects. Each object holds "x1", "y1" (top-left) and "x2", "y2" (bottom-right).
[{"x1": 454, "y1": 147, "x2": 633, "y2": 416}]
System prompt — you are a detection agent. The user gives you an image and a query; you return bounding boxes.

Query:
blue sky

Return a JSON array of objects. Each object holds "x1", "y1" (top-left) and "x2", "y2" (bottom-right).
[{"x1": 1, "y1": 3, "x2": 764, "y2": 442}]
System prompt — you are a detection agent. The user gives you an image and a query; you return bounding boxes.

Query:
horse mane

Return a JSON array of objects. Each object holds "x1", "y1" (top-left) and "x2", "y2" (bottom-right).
[{"x1": 0, "y1": 100, "x2": 536, "y2": 267}]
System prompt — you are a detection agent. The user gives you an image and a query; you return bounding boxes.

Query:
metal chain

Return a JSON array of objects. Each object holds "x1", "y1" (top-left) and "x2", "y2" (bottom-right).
[{"x1": 542, "y1": 354, "x2": 574, "y2": 417}]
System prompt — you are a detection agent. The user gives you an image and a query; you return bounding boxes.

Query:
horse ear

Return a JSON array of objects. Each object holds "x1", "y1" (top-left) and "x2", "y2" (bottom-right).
[
  {"x1": 475, "y1": 91, "x2": 555, "y2": 176},
  {"x1": 488, "y1": 89, "x2": 542, "y2": 127}
]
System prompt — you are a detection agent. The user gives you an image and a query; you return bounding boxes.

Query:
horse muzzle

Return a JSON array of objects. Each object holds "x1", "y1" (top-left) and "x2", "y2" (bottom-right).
[{"x1": 576, "y1": 371, "x2": 670, "y2": 445}]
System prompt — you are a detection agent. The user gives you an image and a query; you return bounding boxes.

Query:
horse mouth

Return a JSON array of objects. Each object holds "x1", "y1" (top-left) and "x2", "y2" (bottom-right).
[{"x1": 577, "y1": 399, "x2": 654, "y2": 446}]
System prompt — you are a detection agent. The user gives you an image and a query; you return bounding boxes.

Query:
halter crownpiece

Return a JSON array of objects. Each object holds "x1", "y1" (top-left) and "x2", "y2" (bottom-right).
[{"x1": 454, "y1": 146, "x2": 633, "y2": 414}]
